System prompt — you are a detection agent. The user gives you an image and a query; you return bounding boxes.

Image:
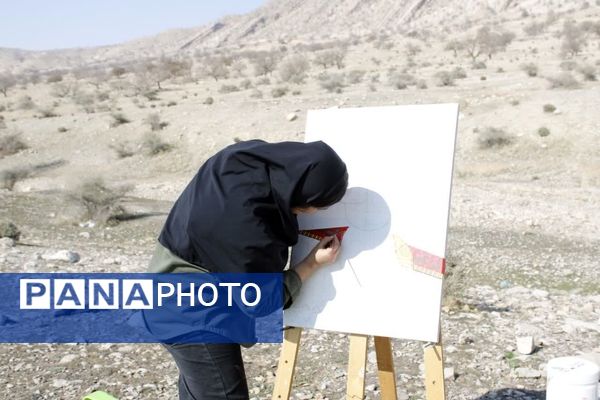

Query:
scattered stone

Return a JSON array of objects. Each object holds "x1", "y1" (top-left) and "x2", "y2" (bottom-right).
[
  {"x1": 287, "y1": 112, "x2": 298, "y2": 122},
  {"x1": 52, "y1": 379, "x2": 69, "y2": 388},
  {"x1": 59, "y1": 354, "x2": 78, "y2": 364},
  {"x1": 0, "y1": 237, "x2": 15, "y2": 249},
  {"x1": 0, "y1": 222, "x2": 20, "y2": 240},
  {"x1": 365, "y1": 384, "x2": 377, "y2": 391},
  {"x1": 514, "y1": 367, "x2": 542, "y2": 379},
  {"x1": 444, "y1": 367, "x2": 457, "y2": 380},
  {"x1": 42, "y1": 250, "x2": 80, "y2": 263},
  {"x1": 516, "y1": 336, "x2": 535, "y2": 355}
]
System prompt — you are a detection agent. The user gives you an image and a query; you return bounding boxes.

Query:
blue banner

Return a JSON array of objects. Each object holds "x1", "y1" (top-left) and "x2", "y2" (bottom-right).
[{"x1": 0, "y1": 273, "x2": 283, "y2": 343}]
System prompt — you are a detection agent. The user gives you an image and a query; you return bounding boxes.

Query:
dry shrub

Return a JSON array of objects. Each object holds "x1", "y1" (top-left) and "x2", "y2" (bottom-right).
[
  {"x1": 72, "y1": 177, "x2": 129, "y2": 224},
  {"x1": 239, "y1": 79, "x2": 252, "y2": 90},
  {"x1": 547, "y1": 73, "x2": 579, "y2": 89},
  {"x1": 0, "y1": 133, "x2": 27, "y2": 158},
  {"x1": 477, "y1": 127, "x2": 513, "y2": 149},
  {"x1": 1, "y1": 160, "x2": 65, "y2": 190},
  {"x1": 142, "y1": 132, "x2": 172, "y2": 156},
  {"x1": 450, "y1": 67, "x2": 467, "y2": 79},
  {"x1": 434, "y1": 71, "x2": 455, "y2": 86},
  {"x1": 145, "y1": 113, "x2": 168, "y2": 131},
  {"x1": 318, "y1": 73, "x2": 345, "y2": 93},
  {"x1": 37, "y1": 107, "x2": 59, "y2": 118},
  {"x1": 347, "y1": 70, "x2": 366, "y2": 84},
  {"x1": 278, "y1": 54, "x2": 310, "y2": 84},
  {"x1": 109, "y1": 141, "x2": 135, "y2": 158},
  {"x1": 110, "y1": 113, "x2": 131, "y2": 127},
  {"x1": 388, "y1": 72, "x2": 416, "y2": 89},
  {"x1": 520, "y1": 63, "x2": 538, "y2": 77},
  {"x1": 578, "y1": 65, "x2": 597, "y2": 81},
  {"x1": 218, "y1": 84, "x2": 240, "y2": 94},
  {"x1": 249, "y1": 89, "x2": 263, "y2": 99},
  {"x1": 271, "y1": 86, "x2": 289, "y2": 98},
  {"x1": 537, "y1": 127, "x2": 551, "y2": 137},
  {"x1": 17, "y1": 95, "x2": 35, "y2": 110}
]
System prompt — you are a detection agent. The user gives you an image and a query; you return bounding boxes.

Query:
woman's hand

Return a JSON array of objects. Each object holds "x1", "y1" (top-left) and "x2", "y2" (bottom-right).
[{"x1": 292, "y1": 235, "x2": 341, "y2": 282}]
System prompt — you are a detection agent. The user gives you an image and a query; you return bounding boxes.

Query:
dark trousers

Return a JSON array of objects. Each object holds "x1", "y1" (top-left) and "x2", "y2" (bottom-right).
[{"x1": 163, "y1": 342, "x2": 249, "y2": 400}]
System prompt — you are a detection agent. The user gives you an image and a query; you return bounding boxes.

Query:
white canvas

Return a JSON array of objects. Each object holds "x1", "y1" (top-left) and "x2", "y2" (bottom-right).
[{"x1": 283, "y1": 104, "x2": 459, "y2": 342}]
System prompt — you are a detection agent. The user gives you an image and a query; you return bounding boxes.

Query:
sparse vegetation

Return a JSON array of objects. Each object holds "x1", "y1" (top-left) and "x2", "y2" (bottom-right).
[
  {"x1": 110, "y1": 113, "x2": 131, "y2": 127},
  {"x1": 578, "y1": 65, "x2": 596, "y2": 81},
  {"x1": 202, "y1": 56, "x2": 230, "y2": 81},
  {"x1": 347, "y1": 70, "x2": 365, "y2": 84},
  {"x1": 1, "y1": 160, "x2": 65, "y2": 190},
  {"x1": 313, "y1": 48, "x2": 347, "y2": 70},
  {"x1": 318, "y1": 72, "x2": 346, "y2": 93},
  {"x1": 0, "y1": 133, "x2": 27, "y2": 158},
  {"x1": 271, "y1": 86, "x2": 289, "y2": 98},
  {"x1": 477, "y1": 127, "x2": 513, "y2": 149},
  {"x1": 17, "y1": 95, "x2": 35, "y2": 110},
  {"x1": 72, "y1": 177, "x2": 129, "y2": 224},
  {"x1": 37, "y1": 107, "x2": 59, "y2": 118},
  {"x1": 0, "y1": 222, "x2": 20, "y2": 240},
  {"x1": 537, "y1": 127, "x2": 551, "y2": 137},
  {"x1": 520, "y1": 63, "x2": 538, "y2": 77},
  {"x1": 249, "y1": 89, "x2": 263, "y2": 99},
  {"x1": 251, "y1": 51, "x2": 279, "y2": 76},
  {"x1": 388, "y1": 72, "x2": 416, "y2": 89},
  {"x1": 109, "y1": 141, "x2": 135, "y2": 159},
  {"x1": 0, "y1": 72, "x2": 16, "y2": 97},
  {"x1": 547, "y1": 73, "x2": 579, "y2": 89},
  {"x1": 239, "y1": 79, "x2": 252, "y2": 90},
  {"x1": 219, "y1": 84, "x2": 240, "y2": 94},
  {"x1": 142, "y1": 132, "x2": 173, "y2": 155},
  {"x1": 145, "y1": 113, "x2": 168, "y2": 131},
  {"x1": 450, "y1": 67, "x2": 467, "y2": 79},
  {"x1": 278, "y1": 54, "x2": 310, "y2": 84},
  {"x1": 434, "y1": 71, "x2": 455, "y2": 87},
  {"x1": 560, "y1": 20, "x2": 586, "y2": 58}
]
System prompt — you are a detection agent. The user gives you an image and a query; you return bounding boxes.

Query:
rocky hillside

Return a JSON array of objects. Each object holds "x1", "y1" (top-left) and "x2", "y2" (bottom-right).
[{"x1": 0, "y1": 0, "x2": 589, "y2": 72}]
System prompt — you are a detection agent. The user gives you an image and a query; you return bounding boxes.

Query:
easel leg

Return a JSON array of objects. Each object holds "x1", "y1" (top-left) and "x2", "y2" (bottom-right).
[
  {"x1": 346, "y1": 334, "x2": 368, "y2": 400},
  {"x1": 374, "y1": 336, "x2": 397, "y2": 400},
  {"x1": 424, "y1": 342, "x2": 446, "y2": 400},
  {"x1": 272, "y1": 327, "x2": 303, "y2": 400}
]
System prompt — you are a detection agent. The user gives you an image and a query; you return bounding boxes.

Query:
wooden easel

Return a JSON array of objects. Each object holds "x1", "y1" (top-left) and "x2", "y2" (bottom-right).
[{"x1": 272, "y1": 327, "x2": 446, "y2": 400}]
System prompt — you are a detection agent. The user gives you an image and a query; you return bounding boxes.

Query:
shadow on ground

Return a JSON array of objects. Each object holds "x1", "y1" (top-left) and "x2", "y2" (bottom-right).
[{"x1": 474, "y1": 388, "x2": 545, "y2": 399}]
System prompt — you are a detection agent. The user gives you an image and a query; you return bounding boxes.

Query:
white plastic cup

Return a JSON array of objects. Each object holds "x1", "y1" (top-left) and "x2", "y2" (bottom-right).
[{"x1": 546, "y1": 356, "x2": 600, "y2": 400}]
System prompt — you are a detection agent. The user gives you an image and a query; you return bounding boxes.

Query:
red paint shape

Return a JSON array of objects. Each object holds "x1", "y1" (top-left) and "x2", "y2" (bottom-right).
[
  {"x1": 409, "y1": 246, "x2": 446, "y2": 277},
  {"x1": 299, "y1": 226, "x2": 349, "y2": 243}
]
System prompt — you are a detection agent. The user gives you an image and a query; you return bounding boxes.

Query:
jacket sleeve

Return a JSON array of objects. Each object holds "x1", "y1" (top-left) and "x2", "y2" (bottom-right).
[{"x1": 283, "y1": 269, "x2": 302, "y2": 309}]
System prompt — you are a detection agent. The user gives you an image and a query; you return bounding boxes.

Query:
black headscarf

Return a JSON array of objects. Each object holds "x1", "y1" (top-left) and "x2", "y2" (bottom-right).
[{"x1": 158, "y1": 139, "x2": 348, "y2": 273}]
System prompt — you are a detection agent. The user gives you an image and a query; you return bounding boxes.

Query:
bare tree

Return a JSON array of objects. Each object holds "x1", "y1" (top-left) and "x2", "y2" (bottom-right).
[
  {"x1": 444, "y1": 39, "x2": 465, "y2": 57},
  {"x1": 459, "y1": 27, "x2": 515, "y2": 62},
  {"x1": 313, "y1": 48, "x2": 347, "y2": 70},
  {"x1": 230, "y1": 58, "x2": 247, "y2": 77},
  {"x1": 202, "y1": 57, "x2": 230, "y2": 81},
  {"x1": 278, "y1": 54, "x2": 310, "y2": 84},
  {"x1": 561, "y1": 20, "x2": 586, "y2": 58},
  {"x1": 251, "y1": 51, "x2": 279, "y2": 76},
  {"x1": 0, "y1": 72, "x2": 16, "y2": 97}
]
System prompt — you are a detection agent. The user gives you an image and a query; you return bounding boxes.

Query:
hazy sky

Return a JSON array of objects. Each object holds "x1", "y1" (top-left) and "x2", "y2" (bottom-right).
[{"x1": 0, "y1": 0, "x2": 266, "y2": 51}]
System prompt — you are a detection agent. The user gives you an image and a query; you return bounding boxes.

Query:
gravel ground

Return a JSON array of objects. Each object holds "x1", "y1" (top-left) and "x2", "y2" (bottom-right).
[{"x1": 1, "y1": 174, "x2": 598, "y2": 400}]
